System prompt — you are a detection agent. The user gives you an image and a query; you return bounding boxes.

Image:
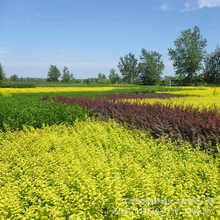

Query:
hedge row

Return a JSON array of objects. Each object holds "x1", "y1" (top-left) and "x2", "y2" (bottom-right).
[
  {"x1": 0, "y1": 96, "x2": 87, "y2": 131},
  {"x1": 51, "y1": 96, "x2": 220, "y2": 154},
  {"x1": 98, "y1": 93, "x2": 185, "y2": 100},
  {"x1": 0, "y1": 82, "x2": 36, "y2": 88}
]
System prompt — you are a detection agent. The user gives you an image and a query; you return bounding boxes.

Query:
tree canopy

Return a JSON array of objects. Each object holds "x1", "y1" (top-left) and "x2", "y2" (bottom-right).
[
  {"x1": 168, "y1": 26, "x2": 207, "y2": 83},
  {"x1": 0, "y1": 63, "x2": 5, "y2": 81},
  {"x1": 108, "y1": 68, "x2": 120, "y2": 84},
  {"x1": 61, "y1": 66, "x2": 74, "y2": 82},
  {"x1": 47, "y1": 65, "x2": 61, "y2": 82},
  {"x1": 204, "y1": 45, "x2": 220, "y2": 83},
  {"x1": 118, "y1": 53, "x2": 139, "y2": 83},
  {"x1": 138, "y1": 49, "x2": 164, "y2": 85}
]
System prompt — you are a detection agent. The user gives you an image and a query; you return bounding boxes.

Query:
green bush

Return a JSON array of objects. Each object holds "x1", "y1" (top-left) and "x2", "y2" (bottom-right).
[
  {"x1": 0, "y1": 81, "x2": 36, "y2": 88},
  {"x1": 0, "y1": 96, "x2": 87, "y2": 131}
]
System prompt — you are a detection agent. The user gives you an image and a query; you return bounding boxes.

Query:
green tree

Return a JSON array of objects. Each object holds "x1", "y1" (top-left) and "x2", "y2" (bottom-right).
[
  {"x1": 108, "y1": 68, "x2": 120, "y2": 84},
  {"x1": 61, "y1": 66, "x2": 74, "y2": 82},
  {"x1": 204, "y1": 45, "x2": 220, "y2": 84},
  {"x1": 47, "y1": 65, "x2": 61, "y2": 82},
  {"x1": 118, "y1": 53, "x2": 139, "y2": 83},
  {"x1": 9, "y1": 74, "x2": 19, "y2": 81},
  {"x1": 0, "y1": 63, "x2": 5, "y2": 81},
  {"x1": 138, "y1": 49, "x2": 164, "y2": 85},
  {"x1": 97, "y1": 73, "x2": 107, "y2": 83},
  {"x1": 168, "y1": 26, "x2": 207, "y2": 83},
  {"x1": 161, "y1": 75, "x2": 175, "y2": 86}
]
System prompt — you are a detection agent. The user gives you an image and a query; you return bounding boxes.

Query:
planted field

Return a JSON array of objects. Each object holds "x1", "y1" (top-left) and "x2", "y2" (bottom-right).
[
  {"x1": 120, "y1": 87, "x2": 220, "y2": 110},
  {"x1": 0, "y1": 120, "x2": 219, "y2": 219},
  {"x1": 0, "y1": 96, "x2": 87, "y2": 131},
  {"x1": 51, "y1": 94, "x2": 220, "y2": 154},
  {"x1": 0, "y1": 85, "x2": 219, "y2": 219},
  {"x1": 0, "y1": 85, "x2": 193, "y2": 96}
]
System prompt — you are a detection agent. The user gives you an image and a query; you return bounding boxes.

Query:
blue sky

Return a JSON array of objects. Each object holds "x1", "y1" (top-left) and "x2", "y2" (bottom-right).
[{"x1": 1, "y1": 0, "x2": 220, "y2": 79}]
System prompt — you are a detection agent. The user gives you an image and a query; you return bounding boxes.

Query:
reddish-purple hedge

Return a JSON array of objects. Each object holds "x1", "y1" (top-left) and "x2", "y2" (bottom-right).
[
  {"x1": 49, "y1": 96, "x2": 220, "y2": 154},
  {"x1": 98, "y1": 93, "x2": 185, "y2": 100}
]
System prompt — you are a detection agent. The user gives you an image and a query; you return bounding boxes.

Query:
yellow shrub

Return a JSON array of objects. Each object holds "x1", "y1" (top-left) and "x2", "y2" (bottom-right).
[
  {"x1": 0, "y1": 91, "x2": 12, "y2": 97},
  {"x1": 0, "y1": 119, "x2": 219, "y2": 219},
  {"x1": 0, "y1": 86, "x2": 124, "y2": 95},
  {"x1": 120, "y1": 87, "x2": 220, "y2": 110},
  {"x1": 160, "y1": 86, "x2": 220, "y2": 97}
]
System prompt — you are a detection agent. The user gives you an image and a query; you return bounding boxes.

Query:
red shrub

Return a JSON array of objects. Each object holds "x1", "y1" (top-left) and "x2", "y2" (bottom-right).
[{"x1": 50, "y1": 96, "x2": 220, "y2": 154}]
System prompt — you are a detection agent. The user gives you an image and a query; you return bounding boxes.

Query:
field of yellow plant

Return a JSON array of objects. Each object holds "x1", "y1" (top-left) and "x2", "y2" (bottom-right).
[
  {"x1": 0, "y1": 86, "x2": 120, "y2": 95},
  {"x1": 0, "y1": 119, "x2": 219, "y2": 219},
  {"x1": 120, "y1": 86, "x2": 220, "y2": 110},
  {"x1": 160, "y1": 86, "x2": 219, "y2": 97}
]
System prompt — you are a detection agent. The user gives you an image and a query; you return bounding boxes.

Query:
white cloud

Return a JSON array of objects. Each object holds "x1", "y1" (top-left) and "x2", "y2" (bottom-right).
[
  {"x1": 199, "y1": 0, "x2": 220, "y2": 8},
  {"x1": 182, "y1": 0, "x2": 220, "y2": 12},
  {"x1": 160, "y1": 3, "x2": 168, "y2": 11},
  {"x1": 182, "y1": 1, "x2": 199, "y2": 12}
]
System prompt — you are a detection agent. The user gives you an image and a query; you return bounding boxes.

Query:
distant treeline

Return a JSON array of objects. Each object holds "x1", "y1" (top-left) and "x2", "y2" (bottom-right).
[{"x1": 1, "y1": 25, "x2": 220, "y2": 87}]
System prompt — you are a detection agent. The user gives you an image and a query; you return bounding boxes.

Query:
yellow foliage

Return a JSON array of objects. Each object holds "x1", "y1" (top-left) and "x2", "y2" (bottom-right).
[
  {"x1": 0, "y1": 119, "x2": 219, "y2": 219},
  {"x1": 0, "y1": 85, "x2": 198, "y2": 96},
  {"x1": 0, "y1": 86, "x2": 125, "y2": 95},
  {"x1": 120, "y1": 87, "x2": 220, "y2": 110},
  {"x1": 0, "y1": 91, "x2": 12, "y2": 97},
  {"x1": 160, "y1": 86, "x2": 220, "y2": 96}
]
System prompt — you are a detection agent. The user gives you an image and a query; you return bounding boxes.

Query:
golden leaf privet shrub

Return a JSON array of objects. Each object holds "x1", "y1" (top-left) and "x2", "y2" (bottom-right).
[{"x1": 0, "y1": 119, "x2": 219, "y2": 219}]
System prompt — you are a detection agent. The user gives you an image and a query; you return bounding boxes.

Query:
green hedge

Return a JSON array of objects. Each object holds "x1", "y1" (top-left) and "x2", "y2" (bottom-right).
[
  {"x1": 0, "y1": 81, "x2": 36, "y2": 88},
  {"x1": 0, "y1": 96, "x2": 87, "y2": 131}
]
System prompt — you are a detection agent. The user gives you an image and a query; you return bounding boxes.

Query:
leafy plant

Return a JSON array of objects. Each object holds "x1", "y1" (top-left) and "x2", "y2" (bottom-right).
[
  {"x1": 47, "y1": 65, "x2": 61, "y2": 82},
  {"x1": 204, "y1": 45, "x2": 220, "y2": 84},
  {"x1": 0, "y1": 120, "x2": 219, "y2": 219},
  {"x1": 0, "y1": 96, "x2": 87, "y2": 131},
  {"x1": 168, "y1": 26, "x2": 207, "y2": 83},
  {"x1": 118, "y1": 53, "x2": 139, "y2": 83},
  {"x1": 0, "y1": 63, "x2": 5, "y2": 81},
  {"x1": 0, "y1": 81, "x2": 36, "y2": 88},
  {"x1": 138, "y1": 49, "x2": 164, "y2": 85},
  {"x1": 52, "y1": 95, "x2": 220, "y2": 154}
]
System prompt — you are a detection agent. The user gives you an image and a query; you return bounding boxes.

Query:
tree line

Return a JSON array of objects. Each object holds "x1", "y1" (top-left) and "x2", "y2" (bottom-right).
[
  {"x1": 46, "y1": 67, "x2": 121, "y2": 84},
  {"x1": 117, "y1": 25, "x2": 220, "y2": 85},
  {"x1": 1, "y1": 25, "x2": 220, "y2": 85},
  {"x1": 46, "y1": 66, "x2": 121, "y2": 84}
]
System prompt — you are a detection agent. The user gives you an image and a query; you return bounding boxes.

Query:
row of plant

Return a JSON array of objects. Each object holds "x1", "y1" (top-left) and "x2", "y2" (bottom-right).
[
  {"x1": 0, "y1": 87, "x2": 187, "y2": 131},
  {"x1": 0, "y1": 81, "x2": 36, "y2": 88},
  {"x1": 122, "y1": 95, "x2": 220, "y2": 110},
  {"x1": 119, "y1": 86, "x2": 220, "y2": 110},
  {"x1": 0, "y1": 85, "x2": 190, "y2": 95},
  {"x1": 0, "y1": 119, "x2": 219, "y2": 219},
  {"x1": 0, "y1": 96, "x2": 87, "y2": 131},
  {"x1": 50, "y1": 96, "x2": 220, "y2": 154},
  {"x1": 98, "y1": 93, "x2": 185, "y2": 100}
]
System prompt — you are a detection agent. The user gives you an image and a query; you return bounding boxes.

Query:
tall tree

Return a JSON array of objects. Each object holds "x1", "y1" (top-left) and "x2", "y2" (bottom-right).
[
  {"x1": 47, "y1": 65, "x2": 61, "y2": 82},
  {"x1": 204, "y1": 45, "x2": 220, "y2": 84},
  {"x1": 118, "y1": 53, "x2": 139, "y2": 83},
  {"x1": 138, "y1": 49, "x2": 164, "y2": 85},
  {"x1": 168, "y1": 26, "x2": 207, "y2": 83},
  {"x1": 0, "y1": 63, "x2": 5, "y2": 81},
  {"x1": 97, "y1": 73, "x2": 107, "y2": 83},
  {"x1": 61, "y1": 66, "x2": 74, "y2": 82},
  {"x1": 108, "y1": 68, "x2": 120, "y2": 84},
  {"x1": 9, "y1": 74, "x2": 19, "y2": 81},
  {"x1": 98, "y1": 73, "x2": 106, "y2": 80}
]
